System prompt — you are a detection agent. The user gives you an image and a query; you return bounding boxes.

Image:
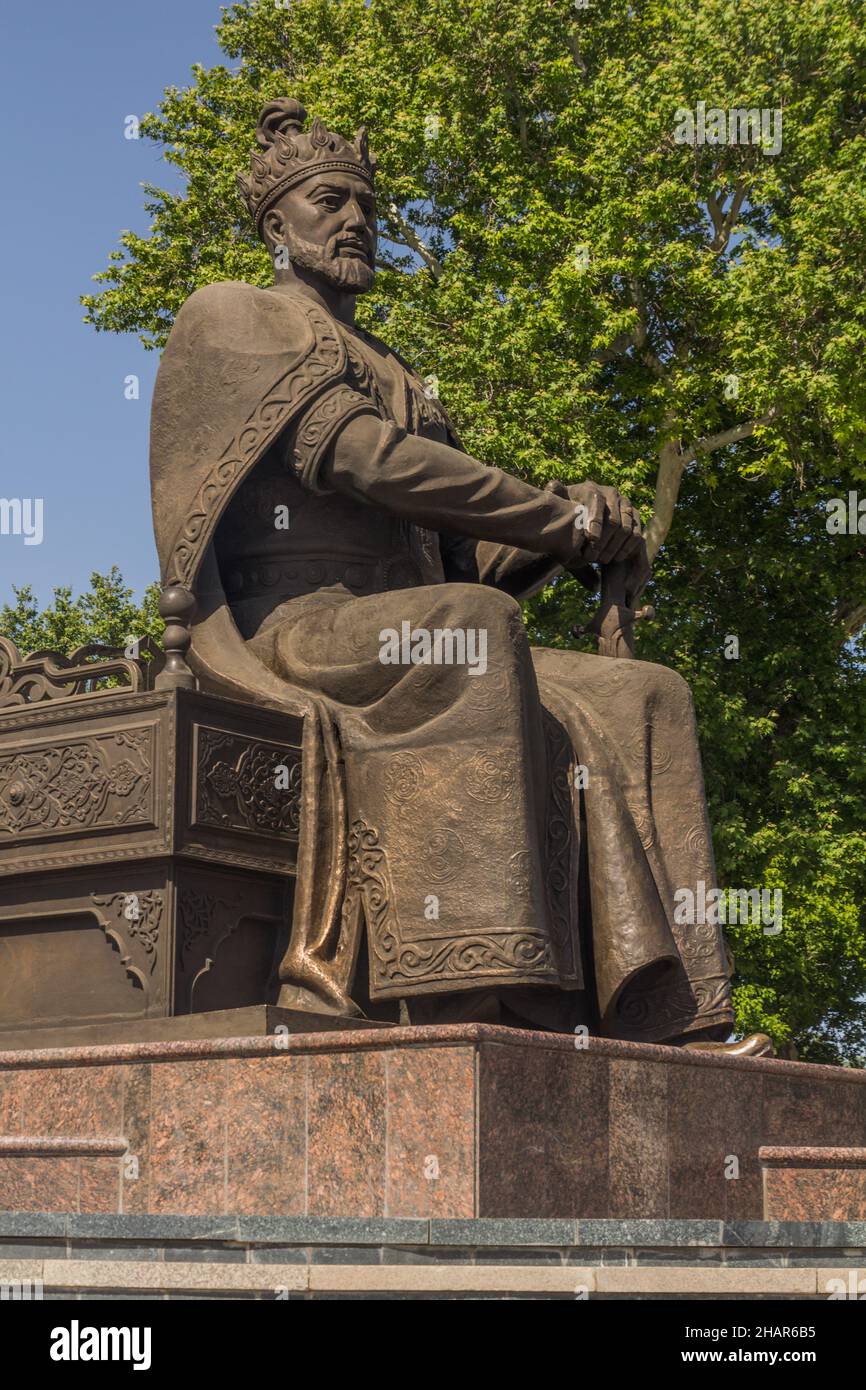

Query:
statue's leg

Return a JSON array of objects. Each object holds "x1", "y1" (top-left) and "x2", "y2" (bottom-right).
[
  {"x1": 531, "y1": 648, "x2": 740, "y2": 1046},
  {"x1": 258, "y1": 583, "x2": 574, "y2": 1016}
]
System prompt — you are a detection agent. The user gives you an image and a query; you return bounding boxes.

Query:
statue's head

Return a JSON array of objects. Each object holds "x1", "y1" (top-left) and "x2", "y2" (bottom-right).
[{"x1": 237, "y1": 98, "x2": 377, "y2": 294}]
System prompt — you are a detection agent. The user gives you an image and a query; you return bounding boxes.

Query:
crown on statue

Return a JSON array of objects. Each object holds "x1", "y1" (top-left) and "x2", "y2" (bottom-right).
[{"x1": 237, "y1": 98, "x2": 377, "y2": 233}]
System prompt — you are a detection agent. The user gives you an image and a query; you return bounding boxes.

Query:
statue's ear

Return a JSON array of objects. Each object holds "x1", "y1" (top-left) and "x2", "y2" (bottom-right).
[{"x1": 261, "y1": 206, "x2": 285, "y2": 252}]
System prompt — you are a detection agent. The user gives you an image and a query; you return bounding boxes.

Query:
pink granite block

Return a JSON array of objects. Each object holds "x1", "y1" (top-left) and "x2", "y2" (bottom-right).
[
  {"x1": 149, "y1": 1059, "x2": 226, "y2": 1214},
  {"x1": 479, "y1": 1042, "x2": 610, "y2": 1217},
  {"x1": 78, "y1": 1156, "x2": 122, "y2": 1214},
  {"x1": 119, "y1": 1063, "x2": 152, "y2": 1214},
  {"x1": 0, "y1": 1071, "x2": 22, "y2": 1133},
  {"x1": 1, "y1": 1026, "x2": 864, "y2": 1222},
  {"x1": 307, "y1": 1051, "x2": 387, "y2": 1216},
  {"x1": 762, "y1": 1075, "x2": 866, "y2": 1148},
  {"x1": 14, "y1": 1064, "x2": 124, "y2": 1138},
  {"x1": 761, "y1": 1147, "x2": 866, "y2": 1221},
  {"x1": 668, "y1": 1061, "x2": 762, "y2": 1220},
  {"x1": 766, "y1": 1167, "x2": 866, "y2": 1221},
  {"x1": 608, "y1": 1057, "x2": 668, "y2": 1218},
  {"x1": 224, "y1": 1055, "x2": 306, "y2": 1216},
  {"x1": 0, "y1": 1156, "x2": 80, "y2": 1212},
  {"x1": 385, "y1": 1045, "x2": 476, "y2": 1218}
]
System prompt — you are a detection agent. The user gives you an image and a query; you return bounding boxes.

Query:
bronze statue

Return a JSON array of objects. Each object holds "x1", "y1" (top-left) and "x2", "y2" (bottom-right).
[{"x1": 150, "y1": 98, "x2": 768, "y2": 1052}]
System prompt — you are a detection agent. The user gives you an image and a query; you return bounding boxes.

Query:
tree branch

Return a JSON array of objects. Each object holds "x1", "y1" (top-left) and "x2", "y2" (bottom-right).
[
  {"x1": 706, "y1": 185, "x2": 746, "y2": 254},
  {"x1": 567, "y1": 27, "x2": 588, "y2": 74},
  {"x1": 590, "y1": 267, "x2": 774, "y2": 563},
  {"x1": 503, "y1": 68, "x2": 529, "y2": 152},
  {"x1": 645, "y1": 409, "x2": 779, "y2": 560},
  {"x1": 593, "y1": 281, "x2": 652, "y2": 365},
  {"x1": 594, "y1": 310, "x2": 647, "y2": 363},
  {"x1": 374, "y1": 256, "x2": 414, "y2": 274},
  {"x1": 627, "y1": 276, "x2": 669, "y2": 376},
  {"x1": 693, "y1": 409, "x2": 778, "y2": 457},
  {"x1": 645, "y1": 433, "x2": 690, "y2": 561},
  {"x1": 834, "y1": 599, "x2": 866, "y2": 641},
  {"x1": 386, "y1": 205, "x2": 443, "y2": 280}
]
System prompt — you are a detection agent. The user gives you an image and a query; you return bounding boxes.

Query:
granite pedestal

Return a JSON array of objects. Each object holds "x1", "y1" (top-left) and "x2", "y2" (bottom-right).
[{"x1": 1, "y1": 1025, "x2": 864, "y2": 1222}]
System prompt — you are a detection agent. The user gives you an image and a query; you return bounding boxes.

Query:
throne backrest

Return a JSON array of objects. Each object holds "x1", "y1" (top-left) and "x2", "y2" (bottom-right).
[{"x1": 0, "y1": 636, "x2": 164, "y2": 711}]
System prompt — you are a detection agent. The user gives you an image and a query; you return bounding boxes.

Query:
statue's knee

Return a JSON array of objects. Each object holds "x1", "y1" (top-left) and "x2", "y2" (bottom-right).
[
  {"x1": 437, "y1": 582, "x2": 522, "y2": 630},
  {"x1": 642, "y1": 660, "x2": 693, "y2": 706}
]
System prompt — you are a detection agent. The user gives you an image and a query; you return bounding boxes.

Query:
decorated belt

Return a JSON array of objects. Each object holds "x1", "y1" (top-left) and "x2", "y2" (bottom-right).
[{"x1": 222, "y1": 553, "x2": 426, "y2": 599}]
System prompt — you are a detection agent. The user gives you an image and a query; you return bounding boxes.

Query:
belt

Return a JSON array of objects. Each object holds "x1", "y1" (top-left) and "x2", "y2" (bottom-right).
[{"x1": 222, "y1": 553, "x2": 426, "y2": 600}]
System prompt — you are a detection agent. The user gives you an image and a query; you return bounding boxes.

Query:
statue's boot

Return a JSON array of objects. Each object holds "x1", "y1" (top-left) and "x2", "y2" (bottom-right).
[{"x1": 678, "y1": 1032, "x2": 775, "y2": 1058}]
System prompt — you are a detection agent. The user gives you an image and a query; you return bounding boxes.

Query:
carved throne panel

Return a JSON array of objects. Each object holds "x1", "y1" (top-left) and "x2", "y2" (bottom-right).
[{"x1": 0, "y1": 648, "x2": 302, "y2": 1043}]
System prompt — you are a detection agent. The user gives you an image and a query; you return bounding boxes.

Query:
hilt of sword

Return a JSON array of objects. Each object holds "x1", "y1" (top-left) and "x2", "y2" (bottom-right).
[
  {"x1": 572, "y1": 558, "x2": 655, "y2": 659},
  {"x1": 542, "y1": 478, "x2": 654, "y2": 659}
]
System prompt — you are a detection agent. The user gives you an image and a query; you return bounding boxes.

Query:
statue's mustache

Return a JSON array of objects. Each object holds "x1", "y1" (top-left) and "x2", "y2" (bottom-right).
[
  {"x1": 329, "y1": 231, "x2": 374, "y2": 263},
  {"x1": 281, "y1": 226, "x2": 375, "y2": 292}
]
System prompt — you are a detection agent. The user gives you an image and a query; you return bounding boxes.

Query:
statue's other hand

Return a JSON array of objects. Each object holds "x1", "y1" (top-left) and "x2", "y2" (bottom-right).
[{"x1": 566, "y1": 481, "x2": 644, "y2": 566}]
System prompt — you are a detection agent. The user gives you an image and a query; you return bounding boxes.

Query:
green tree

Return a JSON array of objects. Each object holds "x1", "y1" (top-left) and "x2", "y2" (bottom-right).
[
  {"x1": 0, "y1": 569, "x2": 162, "y2": 657},
  {"x1": 82, "y1": 0, "x2": 866, "y2": 1061}
]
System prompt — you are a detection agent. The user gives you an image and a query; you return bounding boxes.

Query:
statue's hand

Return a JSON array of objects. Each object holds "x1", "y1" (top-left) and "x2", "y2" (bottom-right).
[{"x1": 565, "y1": 481, "x2": 644, "y2": 566}]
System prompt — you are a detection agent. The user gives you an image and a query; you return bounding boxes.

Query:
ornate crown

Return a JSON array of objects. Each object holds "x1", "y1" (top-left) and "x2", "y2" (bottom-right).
[{"x1": 237, "y1": 98, "x2": 377, "y2": 233}]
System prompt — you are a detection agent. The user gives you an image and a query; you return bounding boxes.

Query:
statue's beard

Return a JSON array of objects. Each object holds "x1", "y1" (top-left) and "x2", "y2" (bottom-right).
[{"x1": 280, "y1": 228, "x2": 375, "y2": 294}]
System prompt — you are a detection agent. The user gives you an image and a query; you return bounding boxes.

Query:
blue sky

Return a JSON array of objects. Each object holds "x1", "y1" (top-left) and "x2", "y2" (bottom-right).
[{"x1": 0, "y1": 0, "x2": 229, "y2": 610}]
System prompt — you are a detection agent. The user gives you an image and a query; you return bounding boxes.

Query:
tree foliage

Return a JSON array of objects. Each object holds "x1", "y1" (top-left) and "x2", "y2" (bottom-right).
[
  {"x1": 0, "y1": 570, "x2": 162, "y2": 657},
  {"x1": 77, "y1": 0, "x2": 866, "y2": 1060}
]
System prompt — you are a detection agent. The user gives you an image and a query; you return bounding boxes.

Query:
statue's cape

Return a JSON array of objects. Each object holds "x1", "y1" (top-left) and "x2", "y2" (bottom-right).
[
  {"x1": 150, "y1": 280, "x2": 351, "y2": 591},
  {"x1": 150, "y1": 281, "x2": 373, "y2": 1016}
]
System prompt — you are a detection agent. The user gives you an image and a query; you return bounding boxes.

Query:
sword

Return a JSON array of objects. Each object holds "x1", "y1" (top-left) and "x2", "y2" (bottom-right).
[
  {"x1": 541, "y1": 480, "x2": 654, "y2": 658},
  {"x1": 572, "y1": 554, "x2": 655, "y2": 659}
]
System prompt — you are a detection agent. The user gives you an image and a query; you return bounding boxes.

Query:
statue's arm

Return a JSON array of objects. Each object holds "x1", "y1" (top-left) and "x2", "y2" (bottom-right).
[
  {"x1": 437, "y1": 529, "x2": 570, "y2": 600},
  {"x1": 464, "y1": 479, "x2": 600, "y2": 599},
  {"x1": 313, "y1": 414, "x2": 587, "y2": 567}
]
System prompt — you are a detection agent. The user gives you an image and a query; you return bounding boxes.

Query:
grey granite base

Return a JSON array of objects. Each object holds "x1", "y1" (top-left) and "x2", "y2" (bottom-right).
[{"x1": 1, "y1": 1215, "x2": 864, "y2": 1299}]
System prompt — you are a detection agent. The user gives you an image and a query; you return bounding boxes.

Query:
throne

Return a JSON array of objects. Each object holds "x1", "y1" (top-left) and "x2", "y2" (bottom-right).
[{"x1": 0, "y1": 633, "x2": 303, "y2": 1046}]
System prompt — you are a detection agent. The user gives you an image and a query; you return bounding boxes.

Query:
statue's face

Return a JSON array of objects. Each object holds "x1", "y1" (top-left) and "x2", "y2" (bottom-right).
[{"x1": 268, "y1": 170, "x2": 377, "y2": 293}]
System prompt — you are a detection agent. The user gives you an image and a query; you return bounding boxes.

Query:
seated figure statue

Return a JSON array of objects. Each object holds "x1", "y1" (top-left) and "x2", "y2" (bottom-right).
[{"x1": 150, "y1": 97, "x2": 767, "y2": 1053}]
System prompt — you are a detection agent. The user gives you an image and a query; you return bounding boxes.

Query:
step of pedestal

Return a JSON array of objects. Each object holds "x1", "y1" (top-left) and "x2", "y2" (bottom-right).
[
  {"x1": 760, "y1": 1148, "x2": 866, "y2": 1221},
  {"x1": 1, "y1": 1215, "x2": 865, "y2": 1300}
]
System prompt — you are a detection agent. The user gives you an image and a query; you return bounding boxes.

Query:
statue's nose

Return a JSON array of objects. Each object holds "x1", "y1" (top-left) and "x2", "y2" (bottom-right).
[{"x1": 344, "y1": 198, "x2": 368, "y2": 229}]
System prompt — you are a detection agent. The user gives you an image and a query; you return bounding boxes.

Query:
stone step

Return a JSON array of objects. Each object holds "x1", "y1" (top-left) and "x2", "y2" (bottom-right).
[
  {"x1": 760, "y1": 1147, "x2": 866, "y2": 1221},
  {"x1": 2, "y1": 1256, "x2": 858, "y2": 1299},
  {"x1": 1, "y1": 1215, "x2": 865, "y2": 1300}
]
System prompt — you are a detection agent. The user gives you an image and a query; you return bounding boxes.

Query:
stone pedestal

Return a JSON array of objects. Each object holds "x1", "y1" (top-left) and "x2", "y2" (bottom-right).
[
  {"x1": 0, "y1": 1005, "x2": 390, "y2": 1052},
  {"x1": 1, "y1": 1025, "x2": 864, "y2": 1221}
]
